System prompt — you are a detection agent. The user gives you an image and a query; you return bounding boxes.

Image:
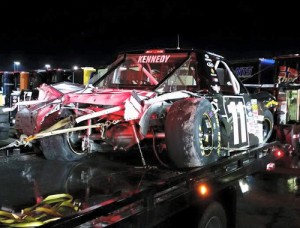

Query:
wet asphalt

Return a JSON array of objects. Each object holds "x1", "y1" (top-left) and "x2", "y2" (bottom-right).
[{"x1": 235, "y1": 156, "x2": 300, "y2": 228}]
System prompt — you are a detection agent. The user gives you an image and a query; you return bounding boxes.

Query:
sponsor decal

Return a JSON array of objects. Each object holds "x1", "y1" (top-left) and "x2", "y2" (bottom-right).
[
  {"x1": 137, "y1": 55, "x2": 171, "y2": 63},
  {"x1": 277, "y1": 66, "x2": 299, "y2": 83},
  {"x1": 205, "y1": 54, "x2": 209, "y2": 59},
  {"x1": 245, "y1": 102, "x2": 253, "y2": 117},
  {"x1": 234, "y1": 66, "x2": 253, "y2": 77},
  {"x1": 210, "y1": 84, "x2": 220, "y2": 93},
  {"x1": 207, "y1": 62, "x2": 214, "y2": 68},
  {"x1": 205, "y1": 58, "x2": 212, "y2": 61},
  {"x1": 208, "y1": 111, "x2": 214, "y2": 118}
]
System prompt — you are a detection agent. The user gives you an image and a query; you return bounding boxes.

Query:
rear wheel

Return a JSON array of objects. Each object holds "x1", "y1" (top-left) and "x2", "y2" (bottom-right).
[
  {"x1": 40, "y1": 123, "x2": 87, "y2": 161},
  {"x1": 165, "y1": 98, "x2": 220, "y2": 168},
  {"x1": 262, "y1": 109, "x2": 274, "y2": 143}
]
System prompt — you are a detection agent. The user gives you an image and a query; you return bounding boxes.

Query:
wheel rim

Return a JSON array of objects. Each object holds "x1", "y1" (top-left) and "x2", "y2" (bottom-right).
[
  {"x1": 263, "y1": 117, "x2": 272, "y2": 140},
  {"x1": 199, "y1": 113, "x2": 213, "y2": 156},
  {"x1": 66, "y1": 128, "x2": 87, "y2": 155},
  {"x1": 203, "y1": 216, "x2": 223, "y2": 228}
]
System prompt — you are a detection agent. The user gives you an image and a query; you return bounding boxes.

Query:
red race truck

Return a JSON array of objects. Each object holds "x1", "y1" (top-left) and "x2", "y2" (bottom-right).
[{"x1": 14, "y1": 49, "x2": 276, "y2": 168}]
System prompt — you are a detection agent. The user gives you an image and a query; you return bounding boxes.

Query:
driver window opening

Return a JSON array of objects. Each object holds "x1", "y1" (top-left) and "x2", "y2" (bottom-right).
[
  {"x1": 216, "y1": 67, "x2": 235, "y2": 95},
  {"x1": 163, "y1": 59, "x2": 197, "y2": 87}
]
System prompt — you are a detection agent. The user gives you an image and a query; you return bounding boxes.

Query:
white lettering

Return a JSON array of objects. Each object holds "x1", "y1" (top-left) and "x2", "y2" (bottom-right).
[
  {"x1": 207, "y1": 62, "x2": 214, "y2": 68},
  {"x1": 165, "y1": 55, "x2": 170, "y2": 62},
  {"x1": 227, "y1": 101, "x2": 247, "y2": 145},
  {"x1": 278, "y1": 76, "x2": 297, "y2": 83},
  {"x1": 137, "y1": 55, "x2": 171, "y2": 63}
]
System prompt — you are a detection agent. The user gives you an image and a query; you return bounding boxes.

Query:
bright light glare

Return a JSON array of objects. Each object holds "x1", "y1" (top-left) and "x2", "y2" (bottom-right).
[
  {"x1": 239, "y1": 179, "x2": 249, "y2": 193},
  {"x1": 14, "y1": 61, "x2": 20, "y2": 66},
  {"x1": 274, "y1": 149, "x2": 284, "y2": 158},
  {"x1": 197, "y1": 183, "x2": 209, "y2": 196}
]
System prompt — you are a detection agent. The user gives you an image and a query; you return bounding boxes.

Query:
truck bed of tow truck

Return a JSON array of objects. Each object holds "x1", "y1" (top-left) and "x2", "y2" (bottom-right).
[{"x1": 30, "y1": 141, "x2": 281, "y2": 228}]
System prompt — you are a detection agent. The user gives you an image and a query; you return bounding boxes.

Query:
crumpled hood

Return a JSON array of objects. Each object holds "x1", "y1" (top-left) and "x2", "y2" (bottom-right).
[
  {"x1": 36, "y1": 82, "x2": 157, "y2": 107},
  {"x1": 63, "y1": 88, "x2": 156, "y2": 107}
]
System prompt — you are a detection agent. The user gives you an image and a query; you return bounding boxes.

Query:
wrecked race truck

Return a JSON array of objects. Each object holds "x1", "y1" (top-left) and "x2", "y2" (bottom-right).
[{"x1": 14, "y1": 49, "x2": 276, "y2": 168}]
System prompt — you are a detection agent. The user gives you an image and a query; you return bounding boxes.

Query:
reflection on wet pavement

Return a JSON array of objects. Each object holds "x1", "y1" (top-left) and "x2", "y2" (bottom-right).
[
  {"x1": 0, "y1": 153, "x2": 178, "y2": 214},
  {"x1": 236, "y1": 155, "x2": 300, "y2": 228}
]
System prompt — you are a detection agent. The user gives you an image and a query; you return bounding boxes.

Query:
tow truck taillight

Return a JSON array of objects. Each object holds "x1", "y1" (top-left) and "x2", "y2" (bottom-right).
[
  {"x1": 145, "y1": 49, "x2": 165, "y2": 54},
  {"x1": 196, "y1": 183, "x2": 210, "y2": 197},
  {"x1": 274, "y1": 148, "x2": 284, "y2": 158}
]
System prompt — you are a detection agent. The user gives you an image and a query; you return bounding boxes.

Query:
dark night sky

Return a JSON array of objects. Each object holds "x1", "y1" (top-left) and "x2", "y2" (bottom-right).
[{"x1": 1, "y1": 0, "x2": 299, "y2": 70}]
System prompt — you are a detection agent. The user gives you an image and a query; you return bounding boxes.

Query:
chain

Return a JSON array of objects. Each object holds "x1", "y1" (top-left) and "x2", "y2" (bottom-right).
[
  {"x1": 202, "y1": 146, "x2": 251, "y2": 151},
  {"x1": 0, "y1": 119, "x2": 122, "y2": 151},
  {"x1": 100, "y1": 119, "x2": 121, "y2": 139}
]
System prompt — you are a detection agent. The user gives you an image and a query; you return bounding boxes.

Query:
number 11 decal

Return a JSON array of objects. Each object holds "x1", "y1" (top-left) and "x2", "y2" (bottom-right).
[{"x1": 227, "y1": 101, "x2": 247, "y2": 145}]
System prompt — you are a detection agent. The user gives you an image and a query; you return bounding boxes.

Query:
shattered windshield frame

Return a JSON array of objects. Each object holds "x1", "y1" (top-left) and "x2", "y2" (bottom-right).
[{"x1": 93, "y1": 51, "x2": 194, "y2": 90}]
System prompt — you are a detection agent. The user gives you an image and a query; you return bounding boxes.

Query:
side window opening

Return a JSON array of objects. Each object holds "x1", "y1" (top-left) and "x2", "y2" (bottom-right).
[
  {"x1": 172, "y1": 61, "x2": 197, "y2": 86},
  {"x1": 216, "y1": 66, "x2": 235, "y2": 94},
  {"x1": 156, "y1": 55, "x2": 198, "y2": 93},
  {"x1": 215, "y1": 60, "x2": 246, "y2": 95}
]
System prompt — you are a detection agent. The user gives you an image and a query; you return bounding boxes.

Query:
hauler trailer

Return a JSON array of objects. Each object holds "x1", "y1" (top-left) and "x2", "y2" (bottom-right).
[{"x1": 35, "y1": 141, "x2": 282, "y2": 228}]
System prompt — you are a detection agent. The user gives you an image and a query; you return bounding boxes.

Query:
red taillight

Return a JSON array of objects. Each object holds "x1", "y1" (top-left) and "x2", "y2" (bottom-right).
[
  {"x1": 145, "y1": 49, "x2": 165, "y2": 54},
  {"x1": 274, "y1": 149, "x2": 284, "y2": 158}
]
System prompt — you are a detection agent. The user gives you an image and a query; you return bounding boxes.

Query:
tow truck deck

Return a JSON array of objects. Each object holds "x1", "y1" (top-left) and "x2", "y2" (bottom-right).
[{"x1": 0, "y1": 141, "x2": 278, "y2": 228}]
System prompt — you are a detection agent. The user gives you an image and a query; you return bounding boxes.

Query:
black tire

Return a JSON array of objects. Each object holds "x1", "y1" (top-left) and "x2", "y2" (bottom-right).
[
  {"x1": 198, "y1": 202, "x2": 227, "y2": 228},
  {"x1": 262, "y1": 109, "x2": 274, "y2": 143},
  {"x1": 165, "y1": 98, "x2": 220, "y2": 168},
  {"x1": 39, "y1": 123, "x2": 87, "y2": 161}
]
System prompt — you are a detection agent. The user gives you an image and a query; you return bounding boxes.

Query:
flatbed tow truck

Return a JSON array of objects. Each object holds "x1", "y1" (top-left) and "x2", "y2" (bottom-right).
[
  {"x1": 0, "y1": 49, "x2": 284, "y2": 227},
  {"x1": 45, "y1": 142, "x2": 283, "y2": 228},
  {"x1": 0, "y1": 141, "x2": 283, "y2": 228}
]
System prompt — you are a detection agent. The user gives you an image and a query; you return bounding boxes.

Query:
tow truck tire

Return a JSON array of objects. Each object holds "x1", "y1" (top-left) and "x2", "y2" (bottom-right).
[
  {"x1": 165, "y1": 98, "x2": 220, "y2": 168},
  {"x1": 198, "y1": 202, "x2": 227, "y2": 228},
  {"x1": 40, "y1": 123, "x2": 87, "y2": 161},
  {"x1": 262, "y1": 109, "x2": 274, "y2": 143}
]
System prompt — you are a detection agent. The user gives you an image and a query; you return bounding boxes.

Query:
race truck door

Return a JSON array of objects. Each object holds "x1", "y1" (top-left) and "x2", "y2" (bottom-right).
[
  {"x1": 221, "y1": 96, "x2": 250, "y2": 148},
  {"x1": 215, "y1": 61, "x2": 262, "y2": 149}
]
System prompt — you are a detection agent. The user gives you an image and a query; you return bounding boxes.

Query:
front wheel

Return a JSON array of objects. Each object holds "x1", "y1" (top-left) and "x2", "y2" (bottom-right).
[
  {"x1": 165, "y1": 98, "x2": 221, "y2": 168},
  {"x1": 198, "y1": 202, "x2": 227, "y2": 228},
  {"x1": 40, "y1": 124, "x2": 87, "y2": 161}
]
